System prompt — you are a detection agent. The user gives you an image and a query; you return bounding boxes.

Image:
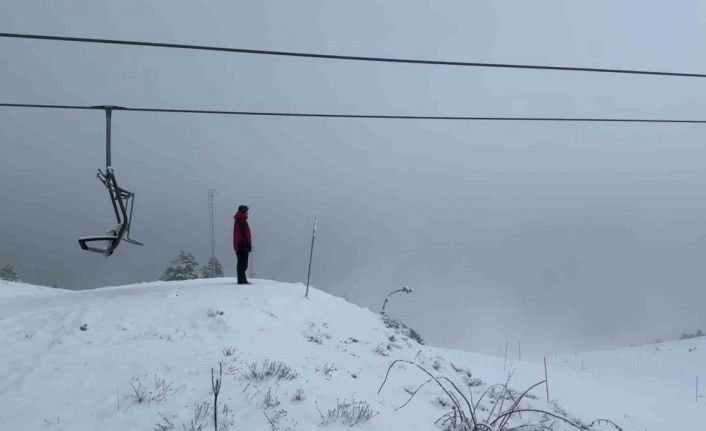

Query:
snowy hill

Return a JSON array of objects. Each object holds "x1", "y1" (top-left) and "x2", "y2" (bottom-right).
[
  {"x1": 0, "y1": 280, "x2": 65, "y2": 298},
  {"x1": 0, "y1": 279, "x2": 703, "y2": 430}
]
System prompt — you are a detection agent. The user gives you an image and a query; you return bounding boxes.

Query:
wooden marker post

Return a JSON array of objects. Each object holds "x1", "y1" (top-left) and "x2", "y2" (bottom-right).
[
  {"x1": 544, "y1": 357, "x2": 550, "y2": 402},
  {"x1": 305, "y1": 217, "x2": 317, "y2": 299}
]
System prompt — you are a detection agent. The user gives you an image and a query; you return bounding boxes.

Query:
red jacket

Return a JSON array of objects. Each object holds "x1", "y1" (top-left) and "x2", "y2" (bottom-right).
[{"x1": 233, "y1": 211, "x2": 252, "y2": 252}]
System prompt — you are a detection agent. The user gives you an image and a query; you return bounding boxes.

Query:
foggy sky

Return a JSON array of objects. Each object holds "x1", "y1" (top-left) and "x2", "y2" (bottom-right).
[{"x1": 2, "y1": 1, "x2": 706, "y2": 357}]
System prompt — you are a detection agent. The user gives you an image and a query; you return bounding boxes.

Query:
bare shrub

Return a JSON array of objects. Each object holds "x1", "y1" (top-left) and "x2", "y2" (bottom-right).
[
  {"x1": 223, "y1": 357, "x2": 242, "y2": 376},
  {"x1": 264, "y1": 409, "x2": 297, "y2": 431},
  {"x1": 262, "y1": 387, "x2": 296, "y2": 431},
  {"x1": 128, "y1": 380, "x2": 150, "y2": 405},
  {"x1": 467, "y1": 377, "x2": 485, "y2": 387},
  {"x1": 125, "y1": 374, "x2": 178, "y2": 408},
  {"x1": 241, "y1": 359, "x2": 299, "y2": 383},
  {"x1": 378, "y1": 359, "x2": 616, "y2": 431},
  {"x1": 154, "y1": 414, "x2": 175, "y2": 431},
  {"x1": 262, "y1": 386, "x2": 281, "y2": 409},
  {"x1": 316, "y1": 362, "x2": 337, "y2": 379},
  {"x1": 156, "y1": 364, "x2": 233, "y2": 431},
  {"x1": 451, "y1": 363, "x2": 485, "y2": 389},
  {"x1": 316, "y1": 397, "x2": 378, "y2": 427},
  {"x1": 222, "y1": 345, "x2": 237, "y2": 357},
  {"x1": 181, "y1": 401, "x2": 235, "y2": 431},
  {"x1": 303, "y1": 322, "x2": 331, "y2": 344},
  {"x1": 183, "y1": 401, "x2": 212, "y2": 431}
]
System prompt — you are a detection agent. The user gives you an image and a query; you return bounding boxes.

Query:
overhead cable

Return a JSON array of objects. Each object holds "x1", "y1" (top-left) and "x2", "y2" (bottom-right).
[
  {"x1": 1, "y1": 32, "x2": 705, "y2": 79},
  {"x1": 1, "y1": 102, "x2": 705, "y2": 123}
]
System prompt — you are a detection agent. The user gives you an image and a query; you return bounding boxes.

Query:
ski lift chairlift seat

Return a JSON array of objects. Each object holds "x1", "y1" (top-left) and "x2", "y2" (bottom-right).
[{"x1": 78, "y1": 167, "x2": 142, "y2": 256}]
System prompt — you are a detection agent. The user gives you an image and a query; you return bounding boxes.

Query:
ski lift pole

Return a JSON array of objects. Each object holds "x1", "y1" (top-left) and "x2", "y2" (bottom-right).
[
  {"x1": 305, "y1": 217, "x2": 317, "y2": 299},
  {"x1": 91, "y1": 105, "x2": 124, "y2": 170},
  {"x1": 105, "y1": 107, "x2": 112, "y2": 169}
]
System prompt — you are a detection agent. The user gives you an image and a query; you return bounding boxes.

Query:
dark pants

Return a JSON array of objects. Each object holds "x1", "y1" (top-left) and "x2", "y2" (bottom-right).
[{"x1": 236, "y1": 250, "x2": 249, "y2": 284}]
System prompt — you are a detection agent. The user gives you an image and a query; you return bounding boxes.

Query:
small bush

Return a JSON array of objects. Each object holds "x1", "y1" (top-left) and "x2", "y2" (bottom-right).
[
  {"x1": 264, "y1": 409, "x2": 296, "y2": 431},
  {"x1": 317, "y1": 397, "x2": 378, "y2": 427},
  {"x1": 408, "y1": 327, "x2": 425, "y2": 344},
  {"x1": 241, "y1": 359, "x2": 299, "y2": 382},
  {"x1": 450, "y1": 363, "x2": 484, "y2": 387},
  {"x1": 317, "y1": 362, "x2": 337, "y2": 379},
  {"x1": 183, "y1": 401, "x2": 212, "y2": 431},
  {"x1": 262, "y1": 387, "x2": 281, "y2": 409},
  {"x1": 180, "y1": 401, "x2": 235, "y2": 431},
  {"x1": 303, "y1": 322, "x2": 331, "y2": 345},
  {"x1": 154, "y1": 414, "x2": 175, "y2": 431},
  {"x1": 381, "y1": 314, "x2": 424, "y2": 345},
  {"x1": 124, "y1": 374, "x2": 178, "y2": 408}
]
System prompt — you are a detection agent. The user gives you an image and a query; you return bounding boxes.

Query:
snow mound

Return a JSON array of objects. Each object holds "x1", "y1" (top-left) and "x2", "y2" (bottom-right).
[{"x1": 0, "y1": 278, "x2": 702, "y2": 430}]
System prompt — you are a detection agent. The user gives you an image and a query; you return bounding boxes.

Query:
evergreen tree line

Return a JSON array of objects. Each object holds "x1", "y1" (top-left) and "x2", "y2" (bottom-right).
[
  {"x1": 160, "y1": 251, "x2": 225, "y2": 281},
  {"x1": 2, "y1": 251, "x2": 226, "y2": 284},
  {"x1": 680, "y1": 329, "x2": 705, "y2": 340}
]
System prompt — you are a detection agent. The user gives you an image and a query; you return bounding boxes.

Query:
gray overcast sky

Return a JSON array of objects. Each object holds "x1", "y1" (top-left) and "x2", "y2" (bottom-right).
[{"x1": 1, "y1": 1, "x2": 706, "y2": 357}]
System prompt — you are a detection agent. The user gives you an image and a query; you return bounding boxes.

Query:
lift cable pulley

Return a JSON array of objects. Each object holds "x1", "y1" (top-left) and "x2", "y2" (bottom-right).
[{"x1": 78, "y1": 106, "x2": 142, "y2": 256}]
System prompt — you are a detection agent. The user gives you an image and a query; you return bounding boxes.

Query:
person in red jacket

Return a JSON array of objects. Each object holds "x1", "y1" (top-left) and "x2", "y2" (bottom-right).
[{"x1": 233, "y1": 205, "x2": 252, "y2": 284}]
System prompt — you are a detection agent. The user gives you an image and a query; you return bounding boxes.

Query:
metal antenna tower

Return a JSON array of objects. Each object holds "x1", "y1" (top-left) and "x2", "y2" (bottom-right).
[{"x1": 208, "y1": 189, "x2": 216, "y2": 277}]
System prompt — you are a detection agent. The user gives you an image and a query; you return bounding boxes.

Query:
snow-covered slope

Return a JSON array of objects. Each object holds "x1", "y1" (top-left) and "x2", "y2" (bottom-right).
[
  {"x1": 0, "y1": 279, "x2": 702, "y2": 430},
  {"x1": 549, "y1": 336, "x2": 705, "y2": 429},
  {"x1": 0, "y1": 280, "x2": 65, "y2": 298}
]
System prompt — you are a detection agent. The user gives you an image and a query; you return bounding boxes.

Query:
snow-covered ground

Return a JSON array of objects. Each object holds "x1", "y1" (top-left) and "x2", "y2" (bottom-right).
[{"x1": 0, "y1": 279, "x2": 703, "y2": 430}]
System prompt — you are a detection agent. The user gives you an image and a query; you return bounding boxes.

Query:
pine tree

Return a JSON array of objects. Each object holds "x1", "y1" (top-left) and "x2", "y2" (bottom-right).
[
  {"x1": 160, "y1": 251, "x2": 199, "y2": 281},
  {"x1": 697, "y1": 329, "x2": 704, "y2": 337},
  {"x1": 200, "y1": 257, "x2": 224, "y2": 278},
  {"x1": 0, "y1": 264, "x2": 19, "y2": 282}
]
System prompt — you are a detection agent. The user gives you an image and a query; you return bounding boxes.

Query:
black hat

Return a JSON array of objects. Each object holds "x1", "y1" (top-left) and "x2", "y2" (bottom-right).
[{"x1": 238, "y1": 205, "x2": 249, "y2": 212}]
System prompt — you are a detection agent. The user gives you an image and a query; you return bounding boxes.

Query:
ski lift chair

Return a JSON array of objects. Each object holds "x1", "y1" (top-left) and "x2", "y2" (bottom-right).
[
  {"x1": 78, "y1": 168, "x2": 142, "y2": 256},
  {"x1": 78, "y1": 106, "x2": 143, "y2": 256}
]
